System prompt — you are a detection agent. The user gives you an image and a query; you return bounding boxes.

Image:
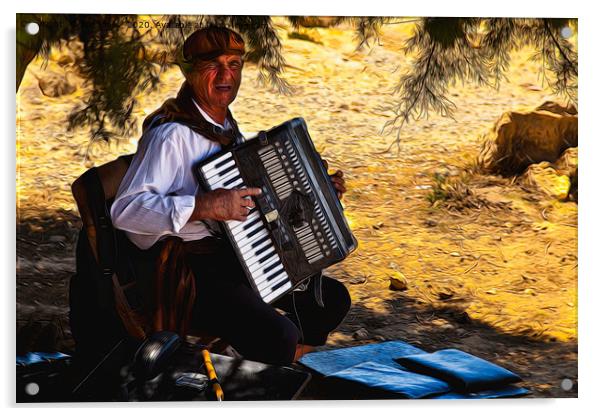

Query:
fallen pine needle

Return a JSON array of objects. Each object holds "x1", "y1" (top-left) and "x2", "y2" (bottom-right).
[{"x1": 463, "y1": 259, "x2": 480, "y2": 274}]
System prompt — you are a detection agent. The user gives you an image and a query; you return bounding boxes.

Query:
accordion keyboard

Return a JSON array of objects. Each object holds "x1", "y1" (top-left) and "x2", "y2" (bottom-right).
[{"x1": 200, "y1": 152, "x2": 292, "y2": 303}]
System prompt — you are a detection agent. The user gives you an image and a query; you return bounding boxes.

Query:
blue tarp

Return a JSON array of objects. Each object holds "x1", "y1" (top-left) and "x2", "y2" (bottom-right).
[
  {"x1": 298, "y1": 340, "x2": 529, "y2": 399},
  {"x1": 16, "y1": 352, "x2": 70, "y2": 366},
  {"x1": 299, "y1": 340, "x2": 425, "y2": 376},
  {"x1": 329, "y1": 361, "x2": 451, "y2": 399},
  {"x1": 395, "y1": 349, "x2": 522, "y2": 392}
]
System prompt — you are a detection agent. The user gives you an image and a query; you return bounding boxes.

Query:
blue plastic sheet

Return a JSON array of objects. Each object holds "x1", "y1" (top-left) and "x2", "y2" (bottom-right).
[
  {"x1": 395, "y1": 349, "x2": 522, "y2": 392},
  {"x1": 299, "y1": 341, "x2": 529, "y2": 399},
  {"x1": 432, "y1": 385, "x2": 530, "y2": 399},
  {"x1": 16, "y1": 352, "x2": 70, "y2": 366},
  {"x1": 329, "y1": 361, "x2": 451, "y2": 399},
  {"x1": 298, "y1": 340, "x2": 425, "y2": 376}
]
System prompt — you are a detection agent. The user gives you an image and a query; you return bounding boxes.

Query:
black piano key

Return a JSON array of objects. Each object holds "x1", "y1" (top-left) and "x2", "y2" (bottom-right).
[
  {"x1": 242, "y1": 217, "x2": 261, "y2": 231},
  {"x1": 216, "y1": 164, "x2": 237, "y2": 178},
  {"x1": 265, "y1": 266, "x2": 285, "y2": 282},
  {"x1": 257, "y1": 251, "x2": 275, "y2": 265},
  {"x1": 215, "y1": 157, "x2": 234, "y2": 169},
  {"x1": 224, "y1": 174, "x2": 242, "y2": 187},
  {"x1": 263, "y1": 260, "x2": 281, "y2": 274},
  {"x1": 251, "y1": 234, "x2": 271, "y2": 249},
  {"x1": 254, "y1": 243, "x2": 273, "y2": 257},
  {"x1": 247, "y1": 224, "x2": 264, "y2": 239},
  {"x1": 270, "y1": 278, "x2": 289, "y2": 292}
]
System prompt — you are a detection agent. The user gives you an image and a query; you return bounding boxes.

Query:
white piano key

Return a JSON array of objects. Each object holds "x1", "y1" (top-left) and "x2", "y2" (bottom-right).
[
  {"x1": 256, "y1": 266, "x2": 287, "y2": 289},
  {"x1": 241, "y1": 238, "x2": 272, "y2": 260},
  {"x1": 257, "y1": 271, "x2": 288, "y2": 294},
  {"x1": 211, "y1": 178, "x2": 243, "y2": 191},
  {"x1": 262, "y1": 281, "x2": 292, "y2": 303},
  {"x1": 240, "y1": 234, "x2": 271, "y2": 256},
  {"x1": 244, "y1": 244, "x2": 276, "y2": 266},
  {"x1": 205, "y1": 160, "x2": 236, "y2": 181},
  {"x1": 248, "y1": 253, "x2": 279, "y2": 275},
  {"x1": 237, "y1": 229, "x2": 269, "y2": 254},
  {"x1": 226, "y1": 211, "x2": 260, "y2": 232},
  {"x1": 208, "y1": 168, "x2": 240, "y2": 187},
  {"x1": 233, "y1": 222, "x2": 265, "y2": 245},
  {"x1": 201, "y1": 152, "x2": 233, "y2": 174},
  {"x1": 252, "y1": 263, "x2": 285, "y2": 287}
]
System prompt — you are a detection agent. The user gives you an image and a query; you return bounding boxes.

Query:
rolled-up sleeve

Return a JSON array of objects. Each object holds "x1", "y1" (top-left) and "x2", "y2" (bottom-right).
[{"x1": 110, "y1": 127, "x2": 196, "y2": 236}]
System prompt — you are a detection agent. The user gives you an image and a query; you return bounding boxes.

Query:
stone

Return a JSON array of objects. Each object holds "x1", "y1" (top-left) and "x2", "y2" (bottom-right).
[
  {"x1": 38, "y1": 71, "x2": 77, "y2": 98},
  {"x1": 520, "y1": 162, "x2": 572, "y2": 200},
  {"x1": 352, "y1": 328, "x2": 370, "y2": 340},
  {"x1": 554, "y1": 147, "x2": 578, "y2": 176},
  {"x1": 477, "y1": 102, "x2": 577, "y2": 176},
  {"x1": 535, "y1": 100, "x2": 577, "y2": 115},
  {"x1": 389, "y1": 272, "x2": 408, "y2": 291}
]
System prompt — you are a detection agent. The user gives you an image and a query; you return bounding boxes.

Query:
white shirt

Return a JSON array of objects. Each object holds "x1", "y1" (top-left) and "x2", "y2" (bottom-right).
[{"x1": 110, "y1": 101, "x2": 237, "y2": 250}]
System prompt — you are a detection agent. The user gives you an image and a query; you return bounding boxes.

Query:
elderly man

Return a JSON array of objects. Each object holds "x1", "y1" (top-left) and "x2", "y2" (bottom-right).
[{"x1": 111, "y1": 26, "x2": 350, "y2": 365}]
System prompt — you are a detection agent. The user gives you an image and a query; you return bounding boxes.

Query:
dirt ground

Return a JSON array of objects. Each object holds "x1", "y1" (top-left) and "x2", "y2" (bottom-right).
[{"x1": 16, "y1": 18, "x2": 577, "y2": 398}]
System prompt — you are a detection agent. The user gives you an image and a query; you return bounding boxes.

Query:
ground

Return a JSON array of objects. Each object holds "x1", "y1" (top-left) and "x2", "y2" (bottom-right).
[{"x1": 16, "y1": 18, "x2": 577, "y2": 398}]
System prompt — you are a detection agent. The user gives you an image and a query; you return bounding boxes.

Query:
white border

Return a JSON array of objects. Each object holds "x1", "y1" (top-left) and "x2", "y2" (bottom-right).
[{"x1": 5, "y1": 1, "x2": 599, "y2": 415}]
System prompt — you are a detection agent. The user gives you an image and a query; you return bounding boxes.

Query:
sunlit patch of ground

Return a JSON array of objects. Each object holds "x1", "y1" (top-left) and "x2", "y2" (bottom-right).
[{"x1": 17, "y1": 18, "x2": 577, "y2": 397}]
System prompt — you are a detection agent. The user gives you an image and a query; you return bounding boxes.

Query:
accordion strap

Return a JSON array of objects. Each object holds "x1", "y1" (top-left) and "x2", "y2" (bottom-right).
[{"x1": 313, "y1": 271, "x2": 325, "y2": 308}]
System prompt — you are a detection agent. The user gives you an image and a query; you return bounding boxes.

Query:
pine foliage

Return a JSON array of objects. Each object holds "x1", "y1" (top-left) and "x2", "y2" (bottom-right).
[{"x1": 17, "y1": 15, "x2": 577, "y2": 147}]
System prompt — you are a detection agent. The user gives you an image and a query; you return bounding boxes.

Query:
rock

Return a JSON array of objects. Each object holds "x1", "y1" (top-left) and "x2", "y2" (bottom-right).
[
  {"x1": 293, "y1": 17, "x2": 338, "y2": 28},
  {"x1": 49, "y1": 235, "x2": 67, "y2": 243},
  {"x1": 569, "y1": 167, "x2": 578, "y2": 202},
  {"x1": 348, "y1": 275, "x2": 367, "y2": 285},
  {"x1": 535, "y1": 100, "x2": 577, "y2": 115},
  {"x1": 554, "y1": 147, "x2": 578, "y2": 175},
  {"x1": 437, "y1": 288, "x2": 455, "y2": 300},
  {"x1": 389, "y1": 272, "x2": 408, "y2": 291},
  {"x1": 520, "y1": 162, "x2": 572, "y2": 200},
  {"x1": 352, "y1": 328, "x2": 370, "y2": 340},
  {"x1": 554, "y1": 147, "x2": 578, "y2": 202},
  {"x1": 424, "y1": 219, "x2": 438, "y2": 227},
  {"x1": 477, "y1": 102, "x2": 577, "y2": 176},
  {"x1": 38, "y1": 71, "x2": 77, "y2": 98}
]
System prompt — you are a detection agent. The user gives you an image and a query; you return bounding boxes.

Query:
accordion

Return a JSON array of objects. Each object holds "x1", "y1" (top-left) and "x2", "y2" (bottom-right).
[{"x1": 196, "y1": 118, "x2": 357, "y2": 303}]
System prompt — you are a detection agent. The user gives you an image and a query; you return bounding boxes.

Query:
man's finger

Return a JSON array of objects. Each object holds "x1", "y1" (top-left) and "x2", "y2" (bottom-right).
[
  {"x1": 331, "y1": 176, "x2": 345, "y2": 185},
  {"x1": 237, "y1": 187, "x2": 262, "y2": 197},
  {"x1": 242, "y1": 198, "x2": 255, "y2": 209},
  {"x1": 334, "y1": 184, "x2": 347, "y2": 194}
]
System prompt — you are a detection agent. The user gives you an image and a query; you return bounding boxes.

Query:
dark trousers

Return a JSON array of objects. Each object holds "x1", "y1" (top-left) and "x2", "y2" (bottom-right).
[{"x1": 128, "y1": 236, "x2": 351, "y2": 366}]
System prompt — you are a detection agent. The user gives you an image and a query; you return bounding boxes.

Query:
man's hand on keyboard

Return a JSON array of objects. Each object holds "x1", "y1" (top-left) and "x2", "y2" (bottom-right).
[{"x1": 191, "y1": 187, "x2": 262, "y2": 222}]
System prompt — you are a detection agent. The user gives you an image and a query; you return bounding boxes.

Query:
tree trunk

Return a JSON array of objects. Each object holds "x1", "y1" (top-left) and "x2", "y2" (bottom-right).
[{"x1": 16, "y1": 14, "x2": 43, "y2": 92}]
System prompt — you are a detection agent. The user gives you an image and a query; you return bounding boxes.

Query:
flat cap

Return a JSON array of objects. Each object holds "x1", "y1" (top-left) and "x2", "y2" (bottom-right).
[{"x1": 182, "y1": 26, "x2": 245, "y2": 62}]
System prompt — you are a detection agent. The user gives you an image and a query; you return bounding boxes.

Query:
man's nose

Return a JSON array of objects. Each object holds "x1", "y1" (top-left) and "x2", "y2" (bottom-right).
[{"x1": 216, "y1": 66, "x2": 233, "y2": 83}]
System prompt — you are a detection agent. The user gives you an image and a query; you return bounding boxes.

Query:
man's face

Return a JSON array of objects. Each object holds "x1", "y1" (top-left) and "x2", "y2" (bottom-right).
[{"x1": 187, "y1": 54, "x2": 243, "y2": 112}]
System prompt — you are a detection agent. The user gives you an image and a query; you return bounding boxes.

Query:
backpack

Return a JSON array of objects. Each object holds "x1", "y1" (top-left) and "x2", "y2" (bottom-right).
[{"x1": 69, "y1": 154, "x2": 151, "y2": 361}]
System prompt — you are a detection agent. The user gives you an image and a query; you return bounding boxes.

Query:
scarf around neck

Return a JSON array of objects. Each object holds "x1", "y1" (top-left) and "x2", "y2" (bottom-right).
[{"x1": 142, "y1": 81, "x2": 242, "y2": 147}]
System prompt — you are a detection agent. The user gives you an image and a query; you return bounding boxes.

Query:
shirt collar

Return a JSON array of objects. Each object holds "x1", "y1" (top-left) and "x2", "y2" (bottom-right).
[{"x1": 191, "y1": 98, "x2": 230, "y2": 130}]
